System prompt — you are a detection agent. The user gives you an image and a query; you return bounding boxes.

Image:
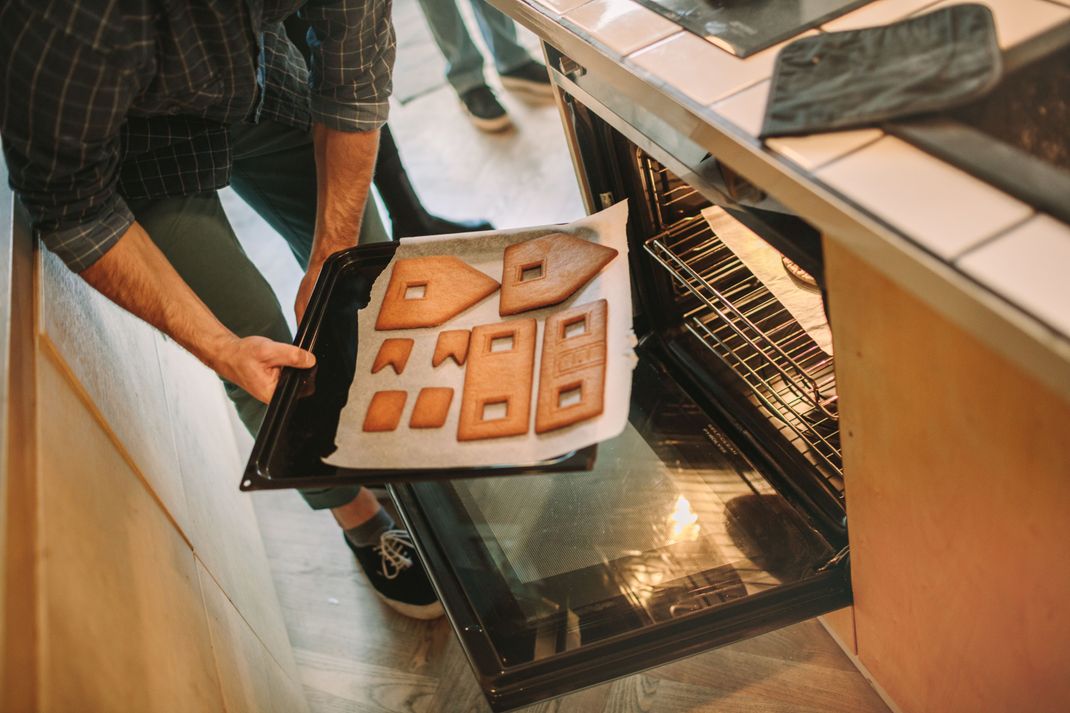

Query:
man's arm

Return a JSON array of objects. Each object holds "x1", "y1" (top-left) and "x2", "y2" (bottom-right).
[
  {"x1": 82, "y1": 221, "x2": 314, "y2": 403},
  {"x1": 296, "y1": 0, "x2": 395, "y2": 320},
  {"x1": 294, "y1": 125, "x2": 379, "y2": 323}
]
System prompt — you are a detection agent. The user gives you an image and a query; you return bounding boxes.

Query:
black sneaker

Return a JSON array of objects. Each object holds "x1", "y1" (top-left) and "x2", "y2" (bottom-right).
[
  {"x1": 344, "y1": 529, "x2": 445, "y2": 620},
  {"x1": 459, "y1": 85, "x2": 512, "y2": 132},
  {"x1": 500, "y1": 60, "x2": 553, "y2": 100}
]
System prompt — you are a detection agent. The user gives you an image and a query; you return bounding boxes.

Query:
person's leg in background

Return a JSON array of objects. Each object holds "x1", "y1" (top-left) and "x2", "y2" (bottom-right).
[
  {"x1": 414, "y1": 0, "x2": 512, "y2": 131},
  {"x1": 466, "y1": 0, "x2": 552, "y2": 100},
  {"x1": 375, "y1": 124, "x2": 494, "y2": 238}
]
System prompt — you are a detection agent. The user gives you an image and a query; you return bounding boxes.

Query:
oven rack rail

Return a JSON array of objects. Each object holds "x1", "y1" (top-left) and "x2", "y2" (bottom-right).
[{"x1": 643, "y1": 218, "x2": 844, "y2": 483}]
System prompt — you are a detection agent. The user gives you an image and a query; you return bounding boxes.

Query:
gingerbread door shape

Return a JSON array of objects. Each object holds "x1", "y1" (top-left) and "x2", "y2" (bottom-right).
[
  {"x1": 457, "y1": 318, "x2": 537, "y2": 441},
  {"x1": 376, "y1": 256, "x2": 500, "y2": 330},
  {"x1": 535, "y1": 300, "x2": 608, "y2": 434},
  {"x1": 499, "y1": 233, "x2": 618, "y2": 316}
]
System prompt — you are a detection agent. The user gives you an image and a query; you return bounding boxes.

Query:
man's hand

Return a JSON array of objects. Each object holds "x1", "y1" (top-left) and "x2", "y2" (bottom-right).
[{"x1": 212, "y1": 335, "x2": 316, "y2": 404}]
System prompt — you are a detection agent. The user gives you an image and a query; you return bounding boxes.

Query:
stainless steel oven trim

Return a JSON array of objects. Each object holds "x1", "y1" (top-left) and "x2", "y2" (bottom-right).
[{"x1": 488, "y1": 0, "x2": 1070, "y2": 404}]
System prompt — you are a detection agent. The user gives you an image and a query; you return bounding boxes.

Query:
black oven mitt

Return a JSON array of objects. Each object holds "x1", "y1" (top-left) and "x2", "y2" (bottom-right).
[{"x1": 760, "y1": 3, "x2": 1002, "y2": 138}]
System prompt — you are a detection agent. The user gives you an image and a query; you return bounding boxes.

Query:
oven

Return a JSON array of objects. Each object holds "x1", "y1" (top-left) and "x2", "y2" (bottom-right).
[{"x1": 245, "y1": 41, "x2": 854, "y2": 713}]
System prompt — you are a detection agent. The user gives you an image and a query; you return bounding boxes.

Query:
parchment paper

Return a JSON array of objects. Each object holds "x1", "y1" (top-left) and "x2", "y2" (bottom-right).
[
  {"x1": 325, "y1": 201, "x2": 637, "y2": 470},
  {"x1": 702, "y1": 206, "x2": 834, "y2": 355}
]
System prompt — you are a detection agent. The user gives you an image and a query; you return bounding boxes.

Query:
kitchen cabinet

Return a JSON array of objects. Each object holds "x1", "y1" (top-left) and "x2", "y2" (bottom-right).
[
  {"x1": 0, "y1": 174, "x2": 308, "y2": 712},
  {"x1": 826, "y1": 241, "x2": 1070, "y2": 713}
]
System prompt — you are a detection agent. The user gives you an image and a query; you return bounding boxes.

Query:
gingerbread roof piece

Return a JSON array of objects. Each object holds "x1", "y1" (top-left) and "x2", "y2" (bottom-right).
[
  {"x1": 363, "y1": 391, "x2": 407, "y2": 432},
  {"x1": 371, "y1": 338, "x2": 414, "y2": 375},
  {"x1": 410, "y1": 387, "x2": 454, "y2": 429},
  {"x1": 432, "y1": 330, "x2": 471, "y2": 367},
  {"x1": 375, "y1": 256, "x2": 500, "y2": 331},
  {"x1": 499, "y1": 233, "x2": 618, "y2": 316}
]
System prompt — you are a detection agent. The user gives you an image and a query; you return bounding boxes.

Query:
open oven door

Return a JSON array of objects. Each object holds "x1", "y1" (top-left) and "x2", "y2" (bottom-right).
[{"x1": 391, "y1": 340, "x2": 850, "y2": 712}]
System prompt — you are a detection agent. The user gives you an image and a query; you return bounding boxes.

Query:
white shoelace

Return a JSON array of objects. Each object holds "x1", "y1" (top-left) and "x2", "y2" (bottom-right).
[{"x1": 374, "y1": 529, "x2": 414, "y2": 580}]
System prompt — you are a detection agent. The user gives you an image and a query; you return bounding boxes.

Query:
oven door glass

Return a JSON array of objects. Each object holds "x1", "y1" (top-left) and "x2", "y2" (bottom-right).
[{"x1": 392, "y1": 343, "x2": 851, "y2": 712}]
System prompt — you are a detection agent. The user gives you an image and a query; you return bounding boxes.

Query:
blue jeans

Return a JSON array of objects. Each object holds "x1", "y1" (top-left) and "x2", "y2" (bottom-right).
[
  {"x1": 127, "y1": 120, "x2": 386, "y2": 510},
  {"x1": 417, "y1": 0, "x2": 532, "y2": 94}
]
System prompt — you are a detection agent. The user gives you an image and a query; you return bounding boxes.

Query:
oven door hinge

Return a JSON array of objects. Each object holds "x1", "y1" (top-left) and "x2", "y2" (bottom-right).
[{"x1": 817, "y1": 545, "x2": 850, "y2": 573}]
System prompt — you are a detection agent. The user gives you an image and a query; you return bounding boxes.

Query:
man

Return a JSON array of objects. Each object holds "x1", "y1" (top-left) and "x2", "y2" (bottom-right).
[{"x1": 0, "y1": 0, "x2": 442, "y2": 619}]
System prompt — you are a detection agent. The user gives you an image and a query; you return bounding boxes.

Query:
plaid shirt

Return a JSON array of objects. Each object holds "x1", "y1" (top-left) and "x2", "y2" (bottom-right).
[{"x1": 0, "y1": 0, "x2": 395, "y2": 271}]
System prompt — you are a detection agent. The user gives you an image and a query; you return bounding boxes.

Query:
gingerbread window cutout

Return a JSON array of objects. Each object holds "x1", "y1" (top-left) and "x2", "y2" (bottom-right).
[{"x1": 371, "y1": 338, "x2": 414, "y2": 375}]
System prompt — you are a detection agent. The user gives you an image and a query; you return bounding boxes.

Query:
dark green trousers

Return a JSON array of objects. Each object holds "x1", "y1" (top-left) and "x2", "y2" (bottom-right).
[{"x1": 128, "y1": 120, "x2": 386, "y2": 510}]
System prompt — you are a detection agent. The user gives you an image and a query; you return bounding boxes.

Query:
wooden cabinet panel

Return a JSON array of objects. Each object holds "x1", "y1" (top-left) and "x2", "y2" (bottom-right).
[
  {"x1": 155, "y1": 333, "x2": 296, "y2": 671},
  {"x1": 36, "y1": 351, "x2": 224, "y2": 713},
  {"x1": 198, "y1": 561, "x2": 309, "y2": 713},
  {"x1": 38, "y1": 250, "x2": 189, "y2": 534},
  {"x1": 827, "y1": 242, "x2": 1070, "y2": 713}
]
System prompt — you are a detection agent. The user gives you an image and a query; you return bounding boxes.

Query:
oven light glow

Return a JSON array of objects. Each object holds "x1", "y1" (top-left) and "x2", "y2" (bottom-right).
[{"x1": 669, "y1": 495, "x2": 700, "y2": 542}]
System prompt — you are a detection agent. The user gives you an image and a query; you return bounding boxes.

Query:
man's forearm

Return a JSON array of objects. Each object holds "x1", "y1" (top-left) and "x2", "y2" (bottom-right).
[
  {"x1": 80, "y1": 221, "x2": 315, "y2": 403},
  {"x1": 311, "y1": 124, "x2": 380, "y2": 265},
  {"x1": 81, "y1": 221, "x2": 237, "y2": 369}
]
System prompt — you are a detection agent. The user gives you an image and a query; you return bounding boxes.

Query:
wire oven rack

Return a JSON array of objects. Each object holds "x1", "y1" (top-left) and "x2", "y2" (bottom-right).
[{"x1": 636, "y1": 154, "x2": 844, "y2": 490}]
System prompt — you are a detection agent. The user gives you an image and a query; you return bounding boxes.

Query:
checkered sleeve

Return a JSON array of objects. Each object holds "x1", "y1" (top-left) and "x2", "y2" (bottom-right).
[
  {"x1": 0, "y1": 2, "x2": 136, "y2": 272},
  {"x1": 300, "y1": 0, "x2": 396, "y2": 132}
]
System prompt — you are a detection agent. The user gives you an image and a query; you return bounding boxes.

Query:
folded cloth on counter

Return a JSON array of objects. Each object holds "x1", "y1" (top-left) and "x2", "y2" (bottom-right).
[{"x1": 761, "y1": 3, "x2": 1002, "y2": 138}]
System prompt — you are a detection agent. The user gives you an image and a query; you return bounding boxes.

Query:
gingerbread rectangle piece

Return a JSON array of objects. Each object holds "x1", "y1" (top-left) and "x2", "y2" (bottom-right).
[
  {"x1": 457, "y1": 318, "x2": 537, "y2": 441},
  {"x1": 410, "y1": 387, "x2": 454, "y2": 429},
  {"x1": 363, "y1": 391, "x2": 407, "y2": 432},
  {"x1": 535, "y1": 300, "x2": 607, "y2": 434}
]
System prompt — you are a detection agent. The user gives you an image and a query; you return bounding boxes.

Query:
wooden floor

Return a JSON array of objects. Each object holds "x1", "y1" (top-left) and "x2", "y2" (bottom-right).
[{"x1": 225, "y1": 8, "x2": 892, "y2": 712}]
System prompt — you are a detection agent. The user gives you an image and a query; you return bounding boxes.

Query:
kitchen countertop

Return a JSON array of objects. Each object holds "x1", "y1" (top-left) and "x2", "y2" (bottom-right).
[{"x1": 487, "y1": 0, "x2": 1070, "y2": 403}]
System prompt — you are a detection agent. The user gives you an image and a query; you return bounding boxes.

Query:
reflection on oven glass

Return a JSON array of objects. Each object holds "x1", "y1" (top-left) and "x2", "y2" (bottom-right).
[{"x1": 438, "y1": 354, "x2": 833, "y2": 659}]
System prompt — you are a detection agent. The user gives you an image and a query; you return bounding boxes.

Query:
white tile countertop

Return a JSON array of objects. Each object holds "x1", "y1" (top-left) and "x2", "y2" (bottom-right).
[{"x1": 502, "y1": 0, "x2": 1070, "y2": 400}]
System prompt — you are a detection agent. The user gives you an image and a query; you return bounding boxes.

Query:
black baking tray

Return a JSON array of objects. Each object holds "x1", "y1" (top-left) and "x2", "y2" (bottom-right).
[{"x1": 241, "y1": 241, "x2": 596, "y2": 492}]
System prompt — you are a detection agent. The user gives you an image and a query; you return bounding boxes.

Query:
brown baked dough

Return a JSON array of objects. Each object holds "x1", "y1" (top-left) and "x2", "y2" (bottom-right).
[
  {"x1": 457, "y1": 318, "x2": 537, "y2": 441},
  {"x1": 376, "y1": 256, "x2": 499, "y2": 330},
  {"x1": 410, "y1": 387, "x2": 454, "y2": 429},
  {"x1": 362, "y1": 391, "x2": 407, "y2": 432},
  {"x1": 499, "y1": 233, "x2": 618, "y2": 316},
  {"x1": 371, "y1": 338, "x2": 414, "y2": 375},
  {"x1": 431, "y1": 329, "x2": 471, "y2": 367},
  {"x1": 535, "y1": 300, "x2": 608, "y2": 434},
  {"x1": 782, "y1": 256, "x2": 820, "y2": 291}
]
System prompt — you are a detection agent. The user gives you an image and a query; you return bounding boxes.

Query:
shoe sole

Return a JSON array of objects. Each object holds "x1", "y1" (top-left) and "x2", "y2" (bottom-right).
[
  {"x1": 500, "y1": 77, "x2": 555, "y2": 101},
  {"x1": 373, "y1": 589, "x2": 446, "y2": 620},
  {"x1": 462, "y1": 107, "x2": 513, "y2": 133}
]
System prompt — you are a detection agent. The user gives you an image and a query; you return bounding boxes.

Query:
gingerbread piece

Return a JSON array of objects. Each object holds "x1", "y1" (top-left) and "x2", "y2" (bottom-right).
[
  {"x1": 410, "y1": 387, "x2": 454, "y2": 429},
  {"x1": 371, "y1": 338, "x2": 414, "y2": 375},
  {"x1": 499, "y1": 233, "x2": 618, "y2": 316},
  {"x1": 432, "y1": 329, "x2": 471, "y2": 367},
  {"x1": 535, "y1": 300, "x2": 608, "y2": 434},
  {"x1": 375, "y1": 256, "x2": 499, "y2": 330},
  {"x1": 457, "y1": 318, "x2": 537, "y2": 441},
  {"x1": 362, "y1": 391, "x2": 407, "y2": 432}
]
